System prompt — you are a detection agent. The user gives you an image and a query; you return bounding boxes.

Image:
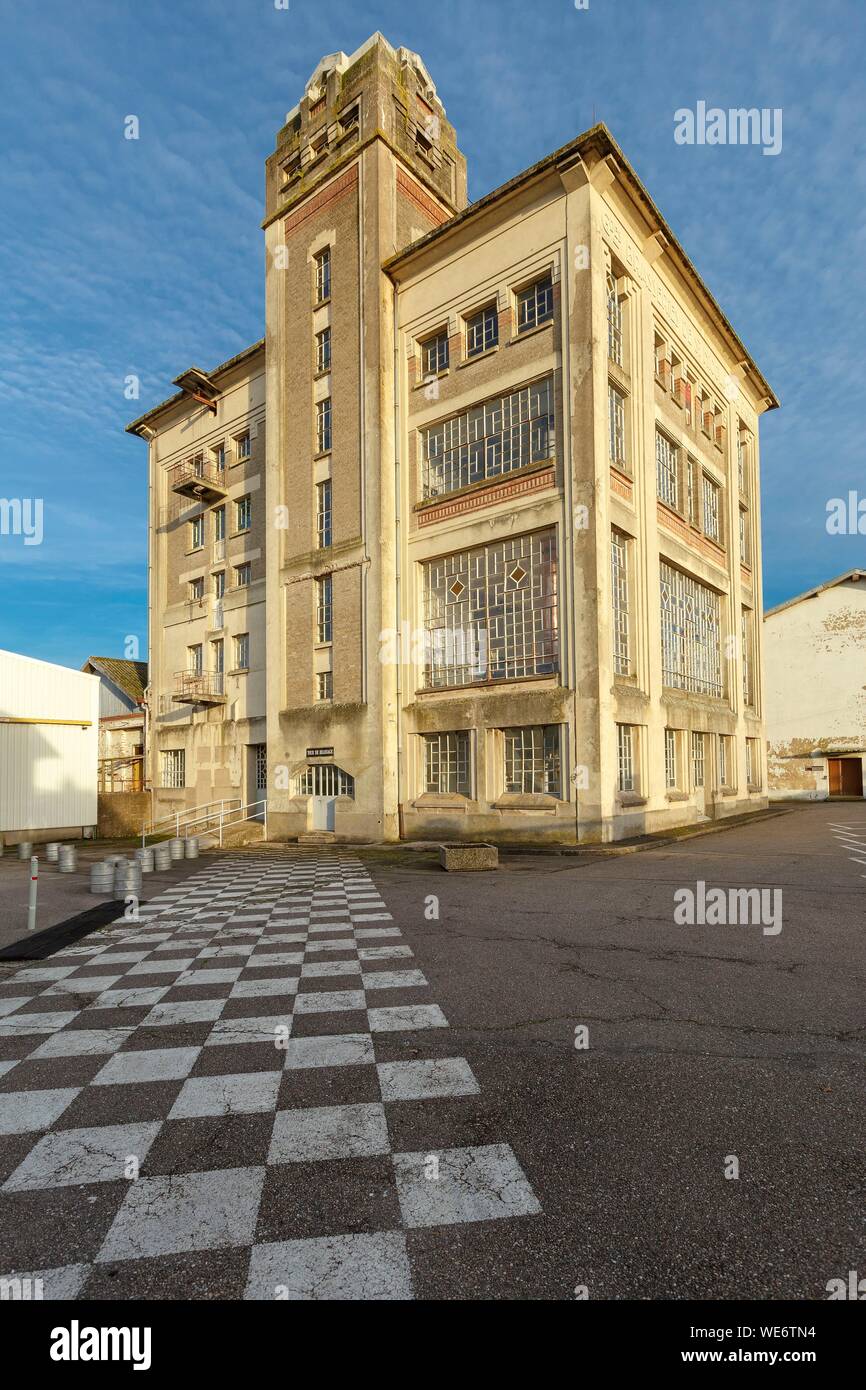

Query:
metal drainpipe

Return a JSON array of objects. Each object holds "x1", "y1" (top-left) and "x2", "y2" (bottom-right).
[
  {"x1": 559, "y1": 225, "x2": 579, "y2": 842},
  {"x1": 392, "y1": 277, "x2": 404, "y2": 838}
]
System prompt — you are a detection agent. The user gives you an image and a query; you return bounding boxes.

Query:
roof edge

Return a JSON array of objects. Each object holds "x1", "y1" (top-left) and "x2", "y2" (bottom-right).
[
  {"x1": 126, "y1": 338, "x2": 265, "y2": 438},
  {"x1": 764, "y1": 569, "x2": 866, "y2": 619},
  {"x1": 384, "y1": 122, "x2": 779, "y2": 410}
]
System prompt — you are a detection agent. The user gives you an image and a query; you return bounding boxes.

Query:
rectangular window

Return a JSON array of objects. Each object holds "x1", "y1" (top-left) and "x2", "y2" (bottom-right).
[
  {"x1": 214, "y1": 570, "x2": 225, "y2": 599},
  {"x1": 423, "y1": 529, "x2": 558, "y2": 688},
  {"x1": 235, "y1": 432, "x2": 251, "y2": 461},
  {"x1": 608, "y1": 382, "x2": 626, "y2": 468},
  {"x1": 317, "y1": 479, "x2": 332, "y2": 548},
  {"x1": 739, "y1": 507, "x2": 751, "y2": 565},
  {"x1": 465, "y1": 305, "x2": 498, "y2": 358},
  {"x1": 692, "y1": 731, "x2": 705, "y2": 788},
  {"x1": 503, "y1": 725, "x2": 561, "y2": 796},
  {"x1": 516, "y1": 273, "x2": 554, "y2": 333},
  {"x1": 235, "y1": 562, "x2": 251, "y2": 588},
  {"x1": 190, "y1": 515, "x2": 205, "y2": 550},
  {"x1": 422, "y1": 376, "x2": 554, "y2": 498},
  {"x1": 607, "y1": 272, "x2": 623, "y2": 366},
  {"x1": 617, "y1": 724, "x2": 636, "y2": 793},
  {"x1": 718, "y1": 734, "x2": 732, "y2": 788},
  {"x1": 421, "y1": 329, "x2": 449, "y2": 377},
  {"x1": 317, "y1": 574, "x2": 333, "y2": 644},
  {"x1": 161, "y1": 750, "x2": 185, "y2": 789},
  {"x1": 738, "y1": 432, "x2": 750, "y2": 496},
  {"x1": 746, "y1": 737, "x2": 761, "y2": 787},
  {"x1": 664, "y1": 728, "x2": 679, "y2": 789},
  {"x1": 315, "y1": 327, "x2": 331, "y2": 373},
  {"x1": 234, "y1": 632, "x2": 249, "y2": 671},
  {"x1": 611, "y1": 530, "x2": 631, "y2": 677},
  {"x1": 659, "y1": 562, "x2": 723, "y2": 697},
  {"x1": 656, "y1": 431, "x2": 679, "y2": 509},
  {"x1": 686, "y1": 457, "x2": 699, "y2": 526},
  {"x1": 316, "y1": 670, "x2": 333, "y2": 702},
  {"x1": 189, "y1": 577, "x2": 204, "y2": 601},
  {"x1": 316, "y1": 397, "x2": 332, "y2": 453},
  {"x1": 211, "y1": 638, "x2": 224, "y2": 679},
  {"x1": 188, "y1": 644, "x2": 203, "y2": 675},
  {"x1": 314, "y1": 247, "x2": 331, "y2": 303},
  {"x1": 214, "y1": 506, "x2": 226, "y2": 541},
  {"x1": 212, "y1": 443, "x2": 226, "y2": 473},
  {"x1": 424, "y1": 731, "x2": 471, "y2": 795},
  {"x1": 236, "y1": 495, "x2": 251, "y2": 532},
  {"x1": 742, "y1": 608, "x2": 754, "y2": 706},
  {"x1": 702, "y1": 474, "x2": 721, "y2": 542}
]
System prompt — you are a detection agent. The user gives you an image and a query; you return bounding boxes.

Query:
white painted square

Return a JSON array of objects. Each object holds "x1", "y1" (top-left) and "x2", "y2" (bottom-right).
[
  {"x1": 0, "y1": 1088, "x2": 80, "y2": 1135},
  {"x1": 31, "y1": 1027, "x2": 135, "y2": 1058},
  {"x1": 0, "y1": 1011, "x2": 79, "y2": 1037},
  {"x1": 268, "y1": 1102, "x2": 390, "y2": 1164},
  {"x1": 362, "y1": 970, "x2": 427, "y2": 990},
  {"x1": 229, "y1": 978, "x2": 298, "y2": 999},
  {"x1": 294, "y1": 991, "x2": 366, "y2": 1014},
  {"x1": 282, "y1": 1033, "x2": 374, "y2": 1070},
  {"x1": 169, "y1": 1071, "x2": 281, "y2": 1119},
  {"x1": 141, "y1": 999, "x2": 225, "y2": 1027},
  {"x1": 377, "y1": 1057, "x2": 480, "y2": 1103},
  {"x1": 206, "y1": 1015, "x2": 292, "y2": 1046},
  {"x1": 89, "y1": 987, "x2": 169, "y2": 1009},
  {"x1": 93, "y1": 1046, "x2": 201, "y2": 1086},
  {"x1": 300, "y1": 960, "x2": 362, "y2": 978},
  {"x1": 367, "y1": 1005, "x2": 448, "y2": 1033},
  {"x1": 96, "y1": 1166, "x2": 265, "y2": 1261},
  {"x1": 4, "y1": 1121, "x2": 162, "y2": 1191},
  {"x1": 393, "y1": 1144, "x2": 541, "y2": 1228}
]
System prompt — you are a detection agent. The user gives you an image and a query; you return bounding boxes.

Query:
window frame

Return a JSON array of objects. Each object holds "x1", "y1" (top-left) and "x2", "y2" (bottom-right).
[
  {"x1": 316, "y1": 478, "x2": 332, "y2": 549},
  {"x1": 423, "y1": 730, "x2": 472, "y2": 796},
  {"x1": 502, "y1": 724, "x2": 562, "y2": 797},
  {"x1": 316, "y1": 397, "x2": 332, "y2": 454},
  {"x1": 314, "y1": 247, "x2": 331, "y2": 304},
  {"x1": 316, "y1": 574, "x2": 333, "y2": 644},
  {"x1": 465, "y1": 303, "x2": 499, "y2": 359},
  {"x1": 515, "y1": 273, "x2": 554, "y2": 334}
]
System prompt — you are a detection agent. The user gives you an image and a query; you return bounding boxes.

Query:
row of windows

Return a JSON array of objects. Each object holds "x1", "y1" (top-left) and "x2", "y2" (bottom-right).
[
  {"x1": 422, "y1": 376, "x2": 554, "y2": 499},
  {"x1": 618, "y1": 725, "x2": 762, "y2": 795},
  {"x1": 180, "y1": 433, "x2": 251, "y2": 482},
  {"x1": 419, "y1": 272, "x2": 554, "y2": 380},
  {"x1": 185, "y1": 633, "x2": 249, "y2": 680},
  {"x1": 188, "y1": 564, "x2": 250, "y2": 602},
  {"x1": 423, "y1": 726, "x2": 562, "y2": 797},
  {"x1": 189, "y1": 496, "x2": 250, "y2": 550},
  {"x1": 611, "y1": 531, "x2": 755, "y2": 706}
]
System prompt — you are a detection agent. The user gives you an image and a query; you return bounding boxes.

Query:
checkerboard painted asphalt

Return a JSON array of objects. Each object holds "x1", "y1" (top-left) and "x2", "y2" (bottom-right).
[{"x1": 0, "y1": 852, "x2": 540, "y2": 1299}]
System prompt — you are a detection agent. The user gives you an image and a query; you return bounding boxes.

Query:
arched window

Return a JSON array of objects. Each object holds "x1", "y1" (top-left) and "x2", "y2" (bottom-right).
[{"x1": 295, "y1": 764, "x2": 355, "y2": 798}]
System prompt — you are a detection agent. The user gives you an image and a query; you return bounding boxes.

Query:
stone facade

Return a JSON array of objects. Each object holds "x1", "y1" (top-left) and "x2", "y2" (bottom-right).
[{"x1": 129, "y1": 32, "x2": 777, "y2": 844}]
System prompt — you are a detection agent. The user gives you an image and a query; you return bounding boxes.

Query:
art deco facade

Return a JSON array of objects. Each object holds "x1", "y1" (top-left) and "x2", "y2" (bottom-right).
[{"x1": 129, "y1": 32, "x2": 777, "y2": 844}]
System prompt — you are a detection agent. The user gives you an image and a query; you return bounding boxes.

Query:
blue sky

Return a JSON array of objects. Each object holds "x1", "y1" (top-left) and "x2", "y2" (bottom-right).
[{"x1": 0, "y1": 0, "x2": 863, "y2": 667}]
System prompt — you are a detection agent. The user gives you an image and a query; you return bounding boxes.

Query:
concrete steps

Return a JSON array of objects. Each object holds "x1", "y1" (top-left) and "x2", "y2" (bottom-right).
[
  {"x1": 198, "y1": 820, "x2": 266, "y2": 850},
  {"x1": 297, "y1": 831, "x2": 337, "y2": 846}
]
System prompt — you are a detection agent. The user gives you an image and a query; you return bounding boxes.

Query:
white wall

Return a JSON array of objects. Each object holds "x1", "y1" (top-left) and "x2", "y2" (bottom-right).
[{"x1": 0, "y1": 649, "x2": 99, "y2": 834}]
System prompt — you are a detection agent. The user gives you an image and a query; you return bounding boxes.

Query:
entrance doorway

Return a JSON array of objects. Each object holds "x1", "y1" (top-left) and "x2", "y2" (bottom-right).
[
  {"x1": 297, "y1": 763, "x2": 355, "y2": 832},
  {"x1": 247, "y1": 744, "x2": 267, "y2": 818},
  {"x1": 828, "y1": 757, "x2": 863, "y2": 797}
]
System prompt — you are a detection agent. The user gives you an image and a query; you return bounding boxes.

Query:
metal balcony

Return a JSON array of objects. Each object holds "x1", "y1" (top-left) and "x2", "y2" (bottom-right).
[
  {"x1": 172, "y1": 670, "x2": 226, "y2": 705},
  {"x1": 169, "y1": 461, "x2": 227, "y2": 504}
]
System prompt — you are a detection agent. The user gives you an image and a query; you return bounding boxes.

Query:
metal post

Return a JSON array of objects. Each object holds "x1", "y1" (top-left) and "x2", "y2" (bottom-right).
[
  {"x1": 219, "y1": 809, "x2": 224, "y2": 849},
  {"x1": 263, "y1": 800, "x2": 268, "y2": 841},
  {"x1": 27, "y1": 856, "x2": 38, "y2": 932}
]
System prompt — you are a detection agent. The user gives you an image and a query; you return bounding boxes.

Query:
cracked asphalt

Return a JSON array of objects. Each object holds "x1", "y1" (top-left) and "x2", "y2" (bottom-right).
[{"x1": 354, "y1": 802, "x2": 864, "y2": 1298}]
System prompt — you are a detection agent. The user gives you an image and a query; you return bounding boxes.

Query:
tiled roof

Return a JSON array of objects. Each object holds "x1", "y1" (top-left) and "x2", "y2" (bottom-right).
[{"x1": 82, "y1": 657, "x2": 148, "y2": 704}]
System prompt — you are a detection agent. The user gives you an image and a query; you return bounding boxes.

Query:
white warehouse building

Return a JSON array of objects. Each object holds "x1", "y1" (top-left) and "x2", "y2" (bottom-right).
[{"x1": 0, "y1": 649, "x2": 99, "y2": 847}]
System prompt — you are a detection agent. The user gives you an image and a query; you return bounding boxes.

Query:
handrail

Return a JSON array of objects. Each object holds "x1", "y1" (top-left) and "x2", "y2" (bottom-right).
[
  {"x1": 141, "y1": 796, "x2": 242, "y2": 847},
  {"x1": 214, "y1": 799, "x2": 268, "y2": 847}
]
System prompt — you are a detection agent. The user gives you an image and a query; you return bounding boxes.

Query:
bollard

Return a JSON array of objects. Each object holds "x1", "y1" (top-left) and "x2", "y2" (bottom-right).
[
  {"x1": 169, "y1": 837, "x2": 185, "y2": 861},
  {"x1": 27, "y1": 855, "x2": 38, "y2": 931},
  {"x1": 90, "y1": 861, "x2": 115, "y2": 895},
  {"x1": 17, "y1": 841, "x2": 33, "y2": 860},
  {"x1": 58, "y1": 845, "x2": 77, "y2": 873},
  {"x1": 135, "y1": 847, "x2": 155, "y2": 873},
  {"x1": 154, "y1": 843, "x2": 172, "y2": 872},
  {"x1": 45, "y1": 842, "x2": 61, "y2": 863},
  {"x1": 184, "y1": 836, "x2": 199, "y2": 859}
]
